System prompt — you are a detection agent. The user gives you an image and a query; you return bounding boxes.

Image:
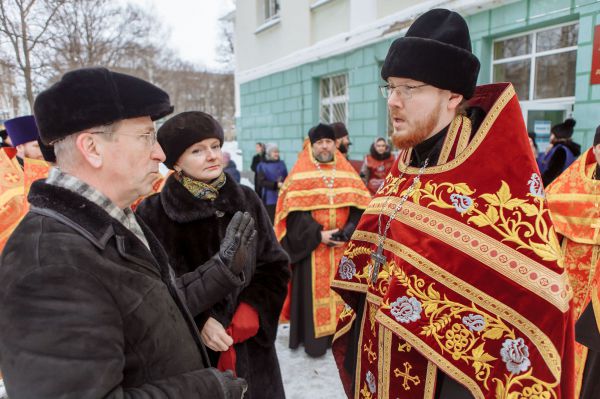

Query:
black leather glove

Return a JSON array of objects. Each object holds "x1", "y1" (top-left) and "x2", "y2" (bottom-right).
[
  {"x1": 330, "y1": 221, "x2": 357, "y2": 242},
  {"x1": 211, "y1": 369, "x2": 248, "y2": 399},
  {"x1": 219, "y1": 211, "x2": 256, "y2": 275}
]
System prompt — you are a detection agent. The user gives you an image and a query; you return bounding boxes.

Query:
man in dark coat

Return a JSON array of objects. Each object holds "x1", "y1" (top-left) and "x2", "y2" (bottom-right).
[
  {"x1": 0, "y1": 67, "x2": 247, "y2": 398},
  {"x1": 136, "y1": 111, "x2": 291, "y2": 399}
]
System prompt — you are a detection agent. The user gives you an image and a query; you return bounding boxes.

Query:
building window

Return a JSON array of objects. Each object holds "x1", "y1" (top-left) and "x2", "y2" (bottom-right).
[
  {"x1": 263, "y1": 0, "x2": 280, "y2": 22},
  {"x1": 492, "y1": 23, "x2": 578, "y2": 101},
  {"x1": 320, "y1": 74, "x2": 348, "y2": 124}
]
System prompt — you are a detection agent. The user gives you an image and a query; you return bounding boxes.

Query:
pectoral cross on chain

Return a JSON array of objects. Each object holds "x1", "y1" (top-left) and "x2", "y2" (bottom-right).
[
  {"x1": 370, "y1": 243, "x2": 386, "y2": 283},
  {"x1": 592, "y1": 220, "x2": 600, "y2": 241}
]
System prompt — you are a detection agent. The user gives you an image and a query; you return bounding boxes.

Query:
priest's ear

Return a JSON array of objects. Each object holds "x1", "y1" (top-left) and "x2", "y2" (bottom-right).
[{"x1": 447, "y1": 91, "x2": 464, "y2": 114}]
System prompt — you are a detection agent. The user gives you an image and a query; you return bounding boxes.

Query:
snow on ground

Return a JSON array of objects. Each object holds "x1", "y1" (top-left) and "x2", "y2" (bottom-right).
[{"x1": 276, "y1": 323, "x2": 346, "y2": 399}]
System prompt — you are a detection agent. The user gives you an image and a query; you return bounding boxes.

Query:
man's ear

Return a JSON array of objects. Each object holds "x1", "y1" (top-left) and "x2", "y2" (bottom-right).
[
  {"x1": 76, "y1": 132, "x2": 103, "y2": 169},
  {"x1": 448, "y1": 92, "x2": 464, "y2": 112}
]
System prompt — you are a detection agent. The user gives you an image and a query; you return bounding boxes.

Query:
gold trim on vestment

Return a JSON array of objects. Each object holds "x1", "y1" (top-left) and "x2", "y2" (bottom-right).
[
  {"x1": 0, "y1": 186, "x2": 23, "y2": 206},
  {"x1": 376, "y1": 314, "x2": 486, "y2": 399},
  {"x1": 424, "y1": 362, "x2": 437, "y2": 399},
  {"x1": 377, "y1": 324, "x2": 393, "y2": 398},
  {"x1": 547, "y1": 193, "x2": 600, "y2": 202},
  {"x1": 437, "y1": 115, "x2": 462, "y2": 164},
  {"x1": 352, "y1": 229, "x2": 563, "y2": 381},
  {"x1": 331, "y1": 279, "x2": 368, "y2": 293},
  {"x1": 456, "y1": 116, "x2": 472, "y2": 155},
  {"x1": 288, "y1": 170, "x2": 362, "y2": 181},
  {"x1": 332, "y1": 312, "x2": 355, "y2": 343},
  {"x1": 397, "y1": 84, "x2": 515, "y2": 175},
  {"x1": 364, "y1": 198, "x2": 571, "y2": 311},
  {"x1": 354, "y1": 302, "x2": 368, "y2": 399},
  {"x1": 593, "y1": 287, "x2": 600, "y2": 336},
  {"x1": 285, "y1": 187, "x2": 372, "y2": 199}
]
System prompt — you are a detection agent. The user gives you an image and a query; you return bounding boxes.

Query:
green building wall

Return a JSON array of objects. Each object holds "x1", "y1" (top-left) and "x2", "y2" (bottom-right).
[{"x1": 238, "y1": 0, "x2": 600, "y2": 170}]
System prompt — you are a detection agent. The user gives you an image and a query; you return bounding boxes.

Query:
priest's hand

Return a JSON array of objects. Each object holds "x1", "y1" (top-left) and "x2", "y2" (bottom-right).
[
  {"x1": 201, "y1": 317, "x2": 233, "y2": 352},
  {"x1": 321, "y1": 229, "x2": 344, "y2": 247},
  {"x1": 220, "y1": 211, "x2": 257, "y2": 274}
]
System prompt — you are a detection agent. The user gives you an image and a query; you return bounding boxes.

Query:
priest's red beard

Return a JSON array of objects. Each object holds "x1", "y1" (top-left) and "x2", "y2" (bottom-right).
[{"x1": 391, "y1": 109, "x2": 440, "y2": 150}]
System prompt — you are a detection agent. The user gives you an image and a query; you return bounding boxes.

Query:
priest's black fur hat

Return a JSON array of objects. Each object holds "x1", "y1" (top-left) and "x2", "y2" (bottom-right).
[
  {"x1": 33, "y1": 67, "x2": 174, "y2": 145},
  {"x1": 381, "y1": 9, "x2": 480, "y2": 99},
  {"x1": 158, "y1": 111, "x2": 224, "y2": 169},
  {"x1": 308, "y1": 123, "x2": 336, "y2": 144},
  {"x1": 331, "y1": 122, "x2": 349, "y2": 139}
]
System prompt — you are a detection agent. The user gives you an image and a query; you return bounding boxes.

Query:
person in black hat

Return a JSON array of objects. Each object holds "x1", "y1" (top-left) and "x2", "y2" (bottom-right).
[
  {"x1": 0, "y1": 68, "x2": 248, "y2": 398},
  {"x1": 274, "y1": 123, "x2": 370, "y2": 358},
  {"x1": 539, "y1": 118, "x2": 581, "y2": 186},
  {"x1": 4, "y1": 115, "x2": 43, "y2": 164},
  {"x1": 135, "y1": 111, "x2": 290, "y2": 399},
  {"x1": 331, "y1": 122, "x2": 351, "y2": 156},
  {"x1": 330, "y1": 9, "x2": 573, "y2": 399}
]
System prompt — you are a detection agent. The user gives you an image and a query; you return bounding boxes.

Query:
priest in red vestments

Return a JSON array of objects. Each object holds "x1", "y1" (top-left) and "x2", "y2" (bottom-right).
[
  {"x1": 275, "y1": 124, "x2": 371, "y2": 357},
  {"x1": 331, "y1": 9, "x2": 574, "y2": 399},
  {"x1": 0, "y1": 116, "x2": 50, "y2": 253},
  {"x1": 547, "y1": 127, "x2": 600, "y2": 399}
]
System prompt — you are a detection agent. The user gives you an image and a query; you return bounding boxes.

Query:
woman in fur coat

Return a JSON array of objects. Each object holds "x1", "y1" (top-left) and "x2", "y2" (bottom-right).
[{"x1": 136, "y1": 111, "x2": 290, "y2": 399}]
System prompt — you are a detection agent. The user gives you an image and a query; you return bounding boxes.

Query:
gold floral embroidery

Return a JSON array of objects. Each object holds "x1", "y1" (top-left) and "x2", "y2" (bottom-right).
[
  {"x1": 412, "y1": 180, "x2": 562, "y2": 265},
  {"x1": 359, "y1": 383, "x2": 373, "y2": 399},
  {"x1": 493, "y1": 370, "x2": 557, "y2": 399},
  {"x1": 382, "y1": 265, "x2": 511, "y2": 389},
  {"x1": 379, "y1": 175, "x2": 408, "y2": 196},
  {"x1": 368, "y1": 302, "x2": 377, "y2": 334},
  {"x1": 381, "y1": 264, "x2": 558, "y2": 396},
  {"x1": 344, "y1": 241, "x2": 373, "y2": 259}
]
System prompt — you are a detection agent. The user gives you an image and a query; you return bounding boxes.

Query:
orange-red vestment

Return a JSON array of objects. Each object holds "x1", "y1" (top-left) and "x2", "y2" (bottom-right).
[
  {"x1": 0, "y1": 149, "x2": 50, "y2": 253},
  {"x1": 547, "y1": 148, "x2": 600, "y2": 397},
  {"x1": 276, "y1": 141, "x2": 371, "y2": 338},
  {"x1": 331, "y1": 83, "x2": 574, "y2": 399}
]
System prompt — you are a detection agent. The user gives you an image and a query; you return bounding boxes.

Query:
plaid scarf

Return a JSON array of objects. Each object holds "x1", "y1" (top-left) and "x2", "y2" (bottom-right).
[{"x1": 178, "y1": 172, "x2": 226, "y2": 201}]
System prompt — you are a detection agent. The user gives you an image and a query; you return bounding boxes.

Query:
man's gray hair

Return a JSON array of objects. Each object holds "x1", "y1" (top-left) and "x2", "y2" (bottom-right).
[{"x1": 54, "y1": 122, "x2": 118, "y2": 170}]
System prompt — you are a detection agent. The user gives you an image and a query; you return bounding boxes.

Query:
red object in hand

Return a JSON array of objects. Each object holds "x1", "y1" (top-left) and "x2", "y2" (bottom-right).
[
  {"x1": 230, "y1": 302, "x2": 259, "y2": 343},
  {"x1": 217, "y1": 328, "x2": 237, "y2": 376}
]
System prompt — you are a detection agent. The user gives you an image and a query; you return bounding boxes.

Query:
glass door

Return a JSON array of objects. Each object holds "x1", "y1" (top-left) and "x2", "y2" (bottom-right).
[{"x1": 520, "y1": 101, "x2": 572, "y2": 152}]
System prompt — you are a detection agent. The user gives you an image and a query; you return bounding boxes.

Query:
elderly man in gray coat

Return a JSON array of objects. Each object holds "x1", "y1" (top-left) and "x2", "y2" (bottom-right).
[{"x1": 0, "y1": 67, "x2": 251, "y2": 399}]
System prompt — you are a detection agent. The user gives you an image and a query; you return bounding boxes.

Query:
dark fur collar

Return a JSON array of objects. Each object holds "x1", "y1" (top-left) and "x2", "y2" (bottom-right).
[
  {"x1": 159, "y1": 172, "x2": 247, "y2": 223},
  {"x1": 27, "y1": 180, "x2": 170, "y2": 270}
]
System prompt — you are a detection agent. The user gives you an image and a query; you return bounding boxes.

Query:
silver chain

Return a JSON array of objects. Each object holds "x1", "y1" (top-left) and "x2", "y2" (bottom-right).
[
  {"x1": 377, "y1": 159, "x2": 429, "y2": 247},
  {"x1": 314, "y1": 161, "x2": 336, "y2": 190}
]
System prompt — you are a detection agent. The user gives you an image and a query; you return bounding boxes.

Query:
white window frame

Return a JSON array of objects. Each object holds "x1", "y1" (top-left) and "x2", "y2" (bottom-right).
[
  {"x1": 264, "y1": 0, "x2": 280, "y2": 23},
  {"x1": 491, "y1": 21, "x2": 578, "y2": 103},
  {"x1": 319, "y1": 74, "x2": 349, "y2": 124}
]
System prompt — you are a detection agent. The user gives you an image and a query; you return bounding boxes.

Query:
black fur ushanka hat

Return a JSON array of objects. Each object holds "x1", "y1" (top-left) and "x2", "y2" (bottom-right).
[
  {"x1": 34, "y1": 67, "x2": 174, "y2": 145},
  {"x1": 158, "y1": 111, "x2": 224, "y2": 169},
  {"x1": 381, "y1": 9, "x2": 480, "y2": 99}
]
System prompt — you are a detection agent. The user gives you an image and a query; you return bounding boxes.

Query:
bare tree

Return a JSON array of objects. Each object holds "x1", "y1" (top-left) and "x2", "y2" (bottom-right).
[
  {"x1": 0, "y1": 0, "x2": 64, "y2": 110},
  {"x1": 215, "y1": 10, "x2": 235, "y2": 71},
  {"x1": 45, "y1": 0, "x2": 166, "y2": 78}
]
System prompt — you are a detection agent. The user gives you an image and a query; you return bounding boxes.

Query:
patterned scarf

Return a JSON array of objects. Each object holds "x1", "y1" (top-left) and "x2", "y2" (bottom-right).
[{"x1": 178, "y1": 172, "x2": 226, "y2": 201}]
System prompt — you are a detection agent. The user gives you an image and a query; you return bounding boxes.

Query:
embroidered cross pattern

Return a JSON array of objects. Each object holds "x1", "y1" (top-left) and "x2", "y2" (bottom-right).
[
  {"x1": 4, "y1": 172, "x2": 19, "y2": 183},
  {"x1": 363, "y1": 339, "x2": 377, "y2": 364},
  {"x1": 370, "y1": 243, "x2": 386, "y2": 283},
  {"x1": 393, "y1": 362, "x2": 420, "y2": 391}
]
